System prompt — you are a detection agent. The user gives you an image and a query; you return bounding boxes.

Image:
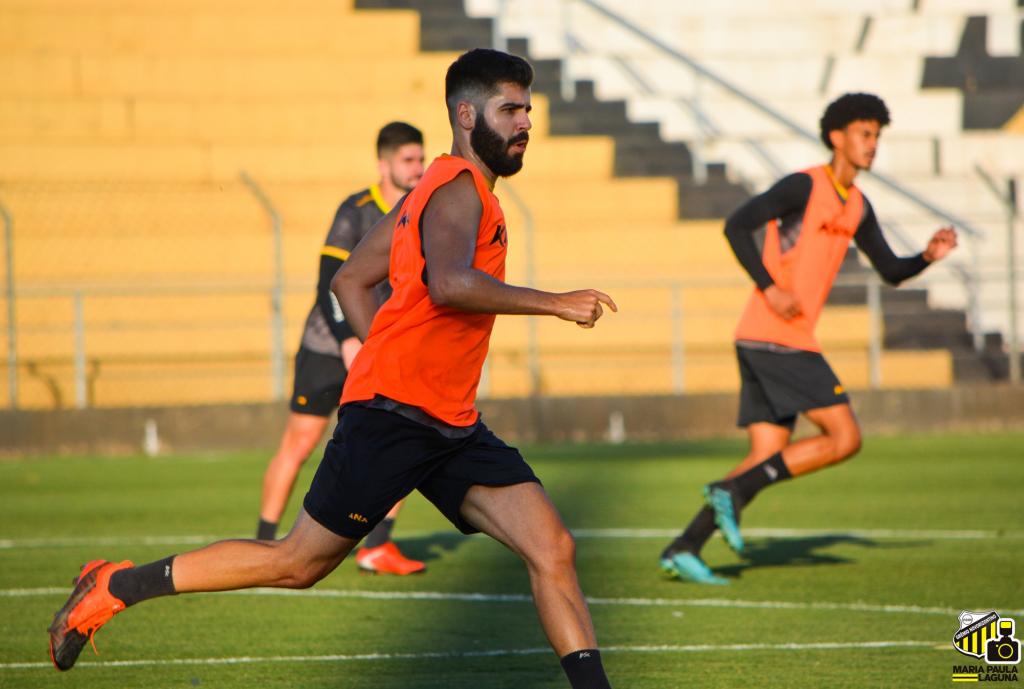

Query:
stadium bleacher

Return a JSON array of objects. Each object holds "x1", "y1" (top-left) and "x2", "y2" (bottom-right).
[
  {"x1": 2, "y1": 0, "x2": 990, "y2": 410},
  {"x1": 465, "y1": 0, "x2": 1022, "y2": 381}
]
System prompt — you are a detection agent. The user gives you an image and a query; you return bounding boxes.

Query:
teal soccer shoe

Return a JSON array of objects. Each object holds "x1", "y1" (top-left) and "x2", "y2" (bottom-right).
[
  {"x1": 703, "y1": 483, "x2": 744, "y2": 555},
  {"x1": 660, "y1": 551, "x2": 728, "y2": 585}
]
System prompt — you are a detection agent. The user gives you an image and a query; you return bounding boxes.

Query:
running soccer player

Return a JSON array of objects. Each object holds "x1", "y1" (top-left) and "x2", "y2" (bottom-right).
[
  {"x1": 256, "y1": 121, "x2": 426, "y2": 576},
  {"x1": 48, "y1": 48, "x2": 617, "y2": 689},
  {"x1": 660, "y1": 93, "x2": 959, "y2": 585}
]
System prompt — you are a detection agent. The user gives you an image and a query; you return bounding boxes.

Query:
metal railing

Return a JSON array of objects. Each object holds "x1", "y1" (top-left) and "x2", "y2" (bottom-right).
[
  {"x1": 510, "y1": 0, "x2": 996, "y2": 350},
  {"x1": 975, "y1": 165, "x2": 1021, "y2": 383},
  {"x1": 569, "y1": 0, "x2": 986, "y2": 239},
  {"x1": 1, "y1": 196, "x2": 15, "y2": 409},
  {"x1": 239, "y1": 170, "x2": 286, "y2": 400},
  {"x1": 3, "y1": 266, "x2": 1014, "y2": 410}
]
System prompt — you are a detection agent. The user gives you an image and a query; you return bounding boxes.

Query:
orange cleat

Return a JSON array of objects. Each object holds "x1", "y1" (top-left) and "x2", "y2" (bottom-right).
[
  {"x1": 355, "y1": 542, "x2": 425, "y2": 576},
  {"x1": 48, "y1": 559, "x2": 133, "y2": 671}
]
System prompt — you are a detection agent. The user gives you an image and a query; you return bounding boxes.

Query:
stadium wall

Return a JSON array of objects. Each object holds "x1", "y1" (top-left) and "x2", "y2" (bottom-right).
[{"x1": 2, "y1": 385, "x2": 1023, "y2": 457}]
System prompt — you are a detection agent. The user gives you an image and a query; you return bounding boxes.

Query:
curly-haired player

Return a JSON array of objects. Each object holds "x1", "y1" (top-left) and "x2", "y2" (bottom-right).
[{"x1": 660, "y1": 93, "x2": 959, "y2": 584}]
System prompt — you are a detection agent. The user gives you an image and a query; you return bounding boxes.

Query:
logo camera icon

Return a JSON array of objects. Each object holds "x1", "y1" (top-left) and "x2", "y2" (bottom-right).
[{"x1": 986, "y1": 618, "x2": 1021, "y2": 665}]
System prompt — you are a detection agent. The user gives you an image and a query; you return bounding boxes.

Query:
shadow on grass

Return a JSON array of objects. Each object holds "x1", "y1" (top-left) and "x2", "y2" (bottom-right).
[
  {"x1": 711, "y1": 535, "x2": 931, "y2": 580},
  {"x1": 522, "y1": 439, "x2": 747, "y2": 464},
  {"x1": 391, "y1": 530, "x2": 471, "y2": 564}
]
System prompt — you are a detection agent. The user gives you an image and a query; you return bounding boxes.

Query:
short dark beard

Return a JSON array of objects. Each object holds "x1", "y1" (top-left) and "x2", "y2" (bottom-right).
[
  {"x1": 390, "y1": 172, "x2": 415, "y2": 194},
  {"x1": 470, "y1": 111, "x2": 527, "y2": 178}
]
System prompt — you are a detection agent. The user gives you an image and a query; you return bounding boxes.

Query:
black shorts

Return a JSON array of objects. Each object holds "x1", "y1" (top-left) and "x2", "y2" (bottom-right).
[
  {"x1": 289, "y1": 347, "x2": 347, "y2": 417},
  {"x1": 736, "y1": 345, "x2": 850, "y2": 430},
  {"x1": 303, "y1": 405, "x2": 541, "y2": 539}
]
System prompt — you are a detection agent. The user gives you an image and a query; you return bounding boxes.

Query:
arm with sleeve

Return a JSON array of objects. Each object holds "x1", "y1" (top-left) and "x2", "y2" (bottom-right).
[
  {"x1": 852, "y1": 199, "x2": 930, "y2": 286},
  {"x1": 723, "y1": 173, "x2": 813, "y2": 290},
  {"x1": 316, "y1": 203, "x2": 364, "y2": 343}
]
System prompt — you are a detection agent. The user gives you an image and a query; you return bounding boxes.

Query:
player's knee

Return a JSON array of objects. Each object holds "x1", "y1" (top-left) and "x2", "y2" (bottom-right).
[
  {"x1": 277, "y1": 557, "x2": 331, "y2": 589},
  {"x1": 831, "y1": 424, "x2": 862, "y2": 462},
  {"x1": 283, "y1": 431, "x2": 321, "y2": 466},
  {"x1": 530, "y1": 526, "x2": 576, "y2": 575},
  {"x1": 266, "y1": 542, "x2": 332, "y2": 588}
]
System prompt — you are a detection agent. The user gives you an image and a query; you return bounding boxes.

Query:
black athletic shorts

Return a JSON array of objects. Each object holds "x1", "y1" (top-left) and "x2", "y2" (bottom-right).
[
  {"x1": 736, "y1": 345, "x2": 850, "y2": 430},
  {"x1": 303, "y1": 404, "x2": 541, "y2": 539},
  {"x1": 289, "y1": 347, "x2": 347, "y2": 417}
]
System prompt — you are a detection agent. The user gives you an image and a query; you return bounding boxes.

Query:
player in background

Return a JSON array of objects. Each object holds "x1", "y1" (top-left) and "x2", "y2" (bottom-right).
[
  {"x1": 48, "y1": 48, "x2": 617, "y2": 688},
  {"x1": 256, "y1": 122, "x2": 426, "y2": 576},
  {"x1": 660, "y1": 93, "x2": 959, "y2": 584}
]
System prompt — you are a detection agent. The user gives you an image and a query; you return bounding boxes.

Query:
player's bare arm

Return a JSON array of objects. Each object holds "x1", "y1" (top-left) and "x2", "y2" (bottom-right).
[
  {"x1": 422, "y1": 171, "x2": 616, "y2": 327},
  {"x1": 331, "y1": 201, "x2": 403, "y2": 341}
]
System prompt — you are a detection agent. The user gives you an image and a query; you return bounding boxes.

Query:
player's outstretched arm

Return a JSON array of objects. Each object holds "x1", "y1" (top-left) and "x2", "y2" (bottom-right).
[
  {"x1": 331, "y1": 201, "x2": 403, "y2": 341},
  {"x1": 423, "y1": 172, "x2": 616, "y2": 327},
  {"x1": 923, "y1": 226, "x2": 958, "y2": 263},
  {"x1": 854, "y1": 200, "x2": 959, "y2": 286}
]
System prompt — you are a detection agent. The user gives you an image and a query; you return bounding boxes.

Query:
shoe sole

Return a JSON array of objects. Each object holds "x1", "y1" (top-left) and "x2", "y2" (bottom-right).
[
  {"x1": 703, "y1": 487, "x2": 745, "y2": 555},
  {"x1": 357, "y1": 563, "x2": 426, "y2": 576},
  {"x1": 660, "y1": 558, "x2": 729, "y2": 586},
  {"x1": 48, "y1": 564, "x2": 102, "y2": 671}
]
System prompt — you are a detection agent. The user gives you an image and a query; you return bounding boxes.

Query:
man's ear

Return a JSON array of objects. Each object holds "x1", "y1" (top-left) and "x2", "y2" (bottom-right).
[
  {"x1": 456, "y1": 100, "x2": 477, "y2": 132},
  {"x1": 828, "y1": 128, "x2": 844, "y2": 150}
]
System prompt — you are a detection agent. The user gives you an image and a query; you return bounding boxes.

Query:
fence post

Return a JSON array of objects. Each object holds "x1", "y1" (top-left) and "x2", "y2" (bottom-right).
[
  {"x1": 492, "y1": 0, "x2": 507, "y2": 51},
  {"x1": 73, "y1": 291, "x2": 87, "y2": 409},
  {"x1": 240, "y1": 171, "x2": 286, "y2": 400},
  {"x1": 867, "y1": 275, "x2": 882, "y2": 389},
  {"x1": 560, "y1": 0, "x2": 576, "y2": 101},
  {"x1": 1, "y1": 198, "x2": 15, "y2": 409},
  {"x1": 1007, "y1": 178, "x2": 1020, "y2": 384},
  {"x1": 671, "y1": 283, "x2": 685, "y2": 394}
]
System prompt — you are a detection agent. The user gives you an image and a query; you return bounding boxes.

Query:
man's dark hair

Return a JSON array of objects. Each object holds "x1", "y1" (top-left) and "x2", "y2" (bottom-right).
[
  {"x1": 819, "y1": 93, "x2": 891, "y2": 149},
  {"x1": 445, "y1": 48, "x2": 533, "y2": 121},
  {"x1": 376, "y1": 121, "x2": 423, "y2": 158}
]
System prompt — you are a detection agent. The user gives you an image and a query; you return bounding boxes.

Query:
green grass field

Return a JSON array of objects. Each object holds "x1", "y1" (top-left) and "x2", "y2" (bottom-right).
[{"x1": 1, "y1": 431, "x2": 1022, "y2": 689}]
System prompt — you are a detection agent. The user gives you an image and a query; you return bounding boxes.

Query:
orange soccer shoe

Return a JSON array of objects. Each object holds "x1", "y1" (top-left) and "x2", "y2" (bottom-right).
[
  {"x1": 48, "y1": 559, "x2": 133, "y2": 671},
  {"x1": 355, "y1": 542, "x2": 426, "y2": 576}
]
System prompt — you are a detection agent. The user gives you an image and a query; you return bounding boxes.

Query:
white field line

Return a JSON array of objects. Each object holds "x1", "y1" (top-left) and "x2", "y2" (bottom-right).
[
  {"x1": 571, "y1": 527, "x2": 1021, "y2": 540},
  {"x1": 0, "y1": 526, "x2": 1017, "y2": 551},
  {"x1": 0, "y1": 535, "x2": 219, "y2": 549},
  {"x1": 5, "y1": 585, "x2": 1021, "y2": 618},
  {"x1": 0, "y1": 640, "x2": 939, "y2": 670}
]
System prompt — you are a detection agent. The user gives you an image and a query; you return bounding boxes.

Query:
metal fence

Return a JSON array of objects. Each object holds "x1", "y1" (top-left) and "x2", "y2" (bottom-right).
[
  {"x1": 0, "y1": 173, "x2": 1018, "y2": 411},
  {"x1": 1, "y1": 268, "x2": 1013, "y2": 411}
]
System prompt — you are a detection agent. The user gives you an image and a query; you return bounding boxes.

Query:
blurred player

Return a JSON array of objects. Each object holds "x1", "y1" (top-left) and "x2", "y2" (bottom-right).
[
  {"x1": 256, "y1": 121, "x2": 426, "y2": 576},
  {"x1": 48, "y1": 48, "x2": 617, "y2": 688},
  {"x1": 660, "y1": 93, "x2": 959, "y2": 584}
]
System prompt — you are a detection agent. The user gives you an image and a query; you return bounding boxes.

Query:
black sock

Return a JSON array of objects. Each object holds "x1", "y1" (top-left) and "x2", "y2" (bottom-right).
[
  {"x1": 256, "y1": 519, "x2": 278, "y2": 540},
  {"x1": 662, "y1": 506, "x2": 716, "y2": 558},
  {"x1": 727, "y1": 452, "x2": 792, "y2": 506},
  {"x1": 560, "y1": 649, "x2": 612, "y2": 689},
  {"x1": 108, "y1": 556, "x2": 178, "y2": 607},
  {"x1": 362, "y1": 517, "x2": 395, "y2": 549}
]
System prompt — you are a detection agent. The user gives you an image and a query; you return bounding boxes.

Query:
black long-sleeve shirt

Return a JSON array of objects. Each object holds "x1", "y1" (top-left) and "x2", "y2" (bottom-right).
[{"x1": 724, "y1": 172, "x2": 929, "y2": 290}]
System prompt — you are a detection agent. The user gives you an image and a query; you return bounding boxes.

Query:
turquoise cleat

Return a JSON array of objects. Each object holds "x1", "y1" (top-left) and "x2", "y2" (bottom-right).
[
  {"x1": 703, "y1": 483, "x2": 744, "y2": 555},
  {"x1": 660, "y1": 551, "x2": 728, "y2": 585}
]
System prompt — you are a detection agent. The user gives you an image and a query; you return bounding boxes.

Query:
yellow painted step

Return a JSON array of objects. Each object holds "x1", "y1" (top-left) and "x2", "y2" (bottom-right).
[
  {"x1": 484, "y1": 347, "x2": 952, "y2": 397},
  {"x1": 489, "y1": 302, "x2": 872, "y2": 351},
  {"x1": 1006, "y1": 106, "x2": 1024, "y2": 134},
  {"x1": 0, "y1": 9, "x2": 414, "y2": 56},
  {"x1": 0, "y1": 57, "x2": 77, "y2": 97},
  {"x1": 1, "y1": 0, "x2": 356, "y2": 8}
]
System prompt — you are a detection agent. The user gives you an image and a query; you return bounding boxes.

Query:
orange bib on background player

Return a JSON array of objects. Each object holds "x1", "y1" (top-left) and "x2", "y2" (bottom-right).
[
  {"x1": 341, "y1": 155, "x2": 508, "y2": 427},
  {"x1": 734, "y1": 165, "x2": 864, "y2": 352}
]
